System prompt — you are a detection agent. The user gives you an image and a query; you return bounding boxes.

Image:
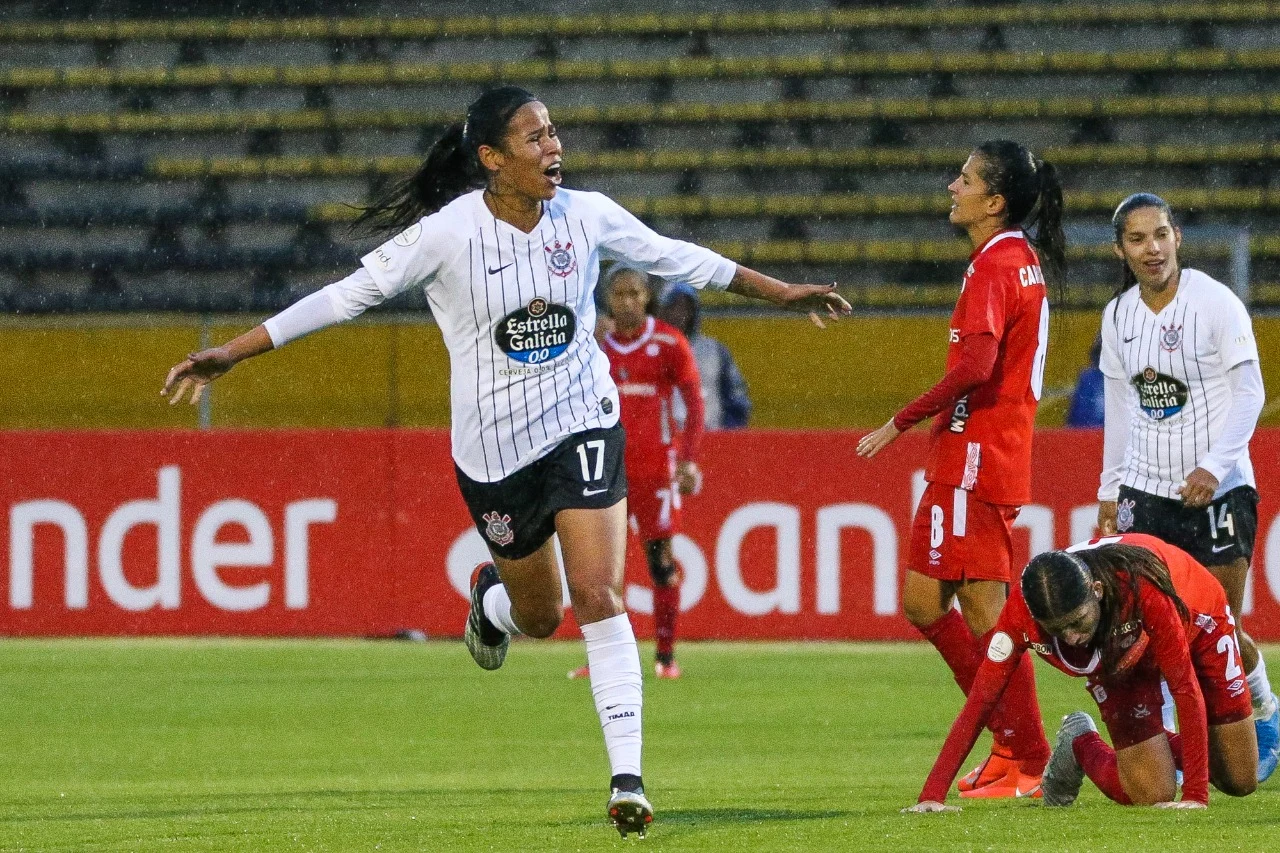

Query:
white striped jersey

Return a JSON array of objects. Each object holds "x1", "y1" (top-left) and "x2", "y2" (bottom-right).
[
  {"x1": 1100, "y1": 268, "x2": 1260, "y2": 498},
  {"x1": 360, "y1": 188, "x2": 735, "y2": 483}
]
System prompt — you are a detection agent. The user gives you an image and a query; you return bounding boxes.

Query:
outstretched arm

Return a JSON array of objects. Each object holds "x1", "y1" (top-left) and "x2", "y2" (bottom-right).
[
  {"x1": 162, "y1": 325, "x2": 274, "y2": 405},
  {"x1": 161, "y1": 266, "x2": 385, "y2": 405},
  {"x1": 726, "y1": 266, "x2": 851, "y2": 327}
]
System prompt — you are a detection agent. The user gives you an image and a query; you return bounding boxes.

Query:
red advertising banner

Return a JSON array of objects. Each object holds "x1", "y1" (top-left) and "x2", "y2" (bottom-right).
[{"x1": 3, "y1": 429, "x2": 1279, "y2": 639}]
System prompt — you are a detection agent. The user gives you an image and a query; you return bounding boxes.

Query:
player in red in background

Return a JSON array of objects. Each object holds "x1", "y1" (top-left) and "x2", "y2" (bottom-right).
[
  {"x1": 572, "y1": 266, "x2": 704, "y2": 680},
  {"x1": 908, "y1": 534, "x2": 1257, "y2": 812},
  {"x1": 857, "y1": 140, "x2": 1067, "y2": 798}
]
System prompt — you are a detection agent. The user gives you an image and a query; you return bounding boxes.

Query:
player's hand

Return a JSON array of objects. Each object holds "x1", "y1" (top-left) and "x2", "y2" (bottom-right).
[
  {"x1": 856, "y1": 419, "x2": 901, "y2": 459},
  {"x1": 778, "y1": 283, "x2": 852, "y2": 328},
  {"x1": 1154, "y1": 800, "x2": 1206, "y2": 809},
  {"x1": 1097, "y1": 500, "x2": 1118, "y2": 535},
  {"x1": 676, "y1": 460, "x2": 702, "y2": 496},
  {"x1": 594, "y1": 313, "x2": 615, "y2": 345},
  {"x1": 162, "y1": 347, "x2": 236, "y2": 405},
  {"x1": 901, "y1": 801, "x2": 960, "y2": 814},
  {"x1": 1177, "y1": 468, "x2": 1219, "y2": 508}
]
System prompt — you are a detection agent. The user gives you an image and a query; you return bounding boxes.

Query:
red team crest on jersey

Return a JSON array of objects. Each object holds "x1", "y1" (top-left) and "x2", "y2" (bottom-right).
[{"x1": 544, "y1": 240, "x2": 576, "y2": 278}]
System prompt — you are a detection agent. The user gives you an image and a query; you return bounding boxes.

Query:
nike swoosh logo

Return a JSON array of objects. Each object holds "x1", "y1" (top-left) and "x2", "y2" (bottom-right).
[
  {"x1": 488, "y1": 262, "x2": 514, "y2": 275},
  {"x1": 1212, "y1": 543, "x2": 1234, "y2": 553},
  {"x1": 1015, "y1": 783, "x2": 1041, "y2": 798},
  {"x1": 583, "y1": 487, "x2": 608, "y2": 496},
  {"x1": 1123, "y1": 336, "x2": 1138, "y2": 343}
]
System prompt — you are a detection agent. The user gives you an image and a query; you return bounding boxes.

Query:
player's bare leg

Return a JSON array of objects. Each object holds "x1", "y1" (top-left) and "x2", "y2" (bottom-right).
[
  {"x1": 1208, "y1": 718, "x2": 1259, "y2": 796},
  {"x1": 1201, "y1": 557, "x2": 1277, "y2": 781},
  {"x1": 1115, "y1": 734, "x2": 1181, "y2": 805},
  {"x1": 558, "y1": 502, "x2": 653, "y2": 838},
  {"x1": 490, "y1": 538, "x2": 568, "y2": 638},
  {"x1": 647, "y1": 538, "x2": 682, "y2": 678}
]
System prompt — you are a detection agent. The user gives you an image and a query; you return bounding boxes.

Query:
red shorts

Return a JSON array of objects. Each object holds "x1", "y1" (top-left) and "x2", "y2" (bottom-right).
[
  {"x1": 907, "y1": 482, "x2": 1019, "y2": 582},
  {"x1": 1087, "y1": 611, "x2": 1254, "y2": 750},
  {"x1": 628, "y1": 476, "x2": 681, "y2": 541}
]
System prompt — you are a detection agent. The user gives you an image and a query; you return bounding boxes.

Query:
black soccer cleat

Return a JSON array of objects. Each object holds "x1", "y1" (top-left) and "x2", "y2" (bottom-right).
[
  {"x1": 607, "y1": 775, "x2": 653, "y2": 839},
  {"x1": 463, "y1": 562, "x2": 508, "y2": 671}
]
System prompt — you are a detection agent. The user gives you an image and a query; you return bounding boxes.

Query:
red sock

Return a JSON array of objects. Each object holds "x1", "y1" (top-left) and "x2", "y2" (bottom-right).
[
  {"x1": 1074, "y1": 731, "x2": 1132, "y2": 805},
  {"x1": 653, "y1": 584, "x2": 679, "y2": 663},
  {"x1": 918, "y1": 608, "x2": 981, "y2": 693},
  {"x1": 982, "y1": 639, "x2": 1051, "y2": 771},
  {"x1": 1166, "y1": 730, "x2": 1183, "y2": 771}
]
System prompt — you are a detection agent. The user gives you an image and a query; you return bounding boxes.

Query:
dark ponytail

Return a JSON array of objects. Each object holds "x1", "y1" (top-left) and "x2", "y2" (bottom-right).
[
  {"x1": 354, "y1": 85, "x2": 539, "y2": 235},
  {"x1": 974, "y1": 140, "x2": 1068, "y2": 288},
  {"x1": 1111, "y1": 192, "x2": 1176, "y2": 295}
]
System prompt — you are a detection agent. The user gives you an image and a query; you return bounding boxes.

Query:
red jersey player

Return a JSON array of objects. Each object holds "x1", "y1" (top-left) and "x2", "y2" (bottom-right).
[
  {"x1": 573, "y1": 266, "x2": 704, "y2": 679},
  {"x1": 857, "y1": 141, "x2": 1068, "y2": 798},
  {"x1": 910, "y1": 534, "x2": 1258, "y2": 812}
]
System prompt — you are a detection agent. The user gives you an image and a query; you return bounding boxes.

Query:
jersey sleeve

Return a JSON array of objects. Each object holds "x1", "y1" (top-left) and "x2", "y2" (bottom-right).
[
  {"x1": 670, "y1": 333, "x2": 705, "y2": 462},
  {"x1": 1215, "y1": 287, "x2": 1261, "y2": 372},
  {"x1": 359, "y1": 216, "x2": 451, "y2": 299},
  {"x1": 918, "y1": 605, "x2": 1029, "y2": 803},
  {"x1": 591, "y1": 193, "x2": 737, "y2": 291},
  {"x1": 1140, "y1": 583, "x2": 1210, "y2": 804},
  {"x1": 1099, "y1": 298, "x2": 1126, "y2": 379}
]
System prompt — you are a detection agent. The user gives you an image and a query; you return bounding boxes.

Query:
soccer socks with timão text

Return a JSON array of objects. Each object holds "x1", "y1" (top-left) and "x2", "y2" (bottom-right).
[{"x1": 582, "y1": 613, "x2": 644, "y2": 779}]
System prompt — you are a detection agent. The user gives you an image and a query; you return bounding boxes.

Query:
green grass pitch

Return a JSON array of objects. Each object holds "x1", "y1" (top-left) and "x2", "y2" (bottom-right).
[{"x1": 1, "y1": 639, "x2": 1276, "y2": 851}]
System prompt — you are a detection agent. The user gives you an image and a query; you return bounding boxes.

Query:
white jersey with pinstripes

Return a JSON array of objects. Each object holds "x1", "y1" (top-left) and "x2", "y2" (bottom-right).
[
  {"x1": 1100, "y1": 268, "x2": 1260, "y2": 499},
  {"x1": 360, "y1": 188, "x2": 735, "y2": 483}
]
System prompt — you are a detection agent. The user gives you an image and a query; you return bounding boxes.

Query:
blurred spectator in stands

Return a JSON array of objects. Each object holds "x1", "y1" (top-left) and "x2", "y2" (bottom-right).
[
  {"x1": 1065, "y1": 333, "x2": 1105, "y2": 428},
  {"x1": 659, "y1": 282, "x2": 751, "y2": 430}
]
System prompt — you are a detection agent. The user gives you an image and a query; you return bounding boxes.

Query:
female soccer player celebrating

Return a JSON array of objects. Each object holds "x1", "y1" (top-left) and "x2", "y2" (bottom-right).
[
  {"x1": 161, "y1": 86, "x2": 850, "y2": 838},
  {"x1": 857, "y1": 140, "x2": 1066, "y2": 797},
  {"x1": 1097, "y1": 193, "x2": 1277, "y2": 781},
  {"x1": 909, "y1": 534, "x2": 1257, "y2": 812}
]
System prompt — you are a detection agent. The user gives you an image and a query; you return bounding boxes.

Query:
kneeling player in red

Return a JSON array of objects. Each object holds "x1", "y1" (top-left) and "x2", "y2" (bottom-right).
[
  {"x1": 908, "y1": 533, "x2": 1257, "y2": 813},
  {"x1": 571, "y1": 266, "x2": 704, "y2": 679}
]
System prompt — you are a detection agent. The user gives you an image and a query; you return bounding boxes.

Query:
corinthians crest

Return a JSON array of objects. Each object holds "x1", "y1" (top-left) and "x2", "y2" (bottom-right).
[
  {"x1": 1159, "y1": 322, "x2": 1183, "y2": 352},
  {"x1": 1117, "y1": 497, "x2": 1136, "y2": 532},
  {"x1": 482, "y1": 511, "x2": 514, "y2": 546},
  {"x1": 544, "y1": 240, "x2": 576, "y2": 278}
]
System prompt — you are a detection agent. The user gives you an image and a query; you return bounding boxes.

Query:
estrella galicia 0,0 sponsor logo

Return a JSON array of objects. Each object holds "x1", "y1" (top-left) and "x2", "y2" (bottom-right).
[
  {"x1": 496, "y1": 297, "x2": 576, "y2": 364},
  {"x1": 1131, "y1": 367, "x2": 1188, "y2": 419}
]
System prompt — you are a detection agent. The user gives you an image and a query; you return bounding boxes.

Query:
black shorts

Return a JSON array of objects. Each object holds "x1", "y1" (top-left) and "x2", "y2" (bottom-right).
[
  {"x1": 455, "y1": 424, "x2": 628, "y2": 561},
  {"x1": 1115, "y1": 484, "x2": 1259, "y2": 567}
]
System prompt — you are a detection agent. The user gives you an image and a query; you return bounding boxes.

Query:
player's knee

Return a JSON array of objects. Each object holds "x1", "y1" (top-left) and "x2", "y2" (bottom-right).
[
  {"x1": 645, "y1": 540, "x2": 679, "y2": 587},
  {"x1": 519, "y1": 605, "x2": 564, "y2": 639},
  {"x1": 1213, "y1": 767, "x2": 1257, "y2": 797},
  {"x1": 1125, "y1": 776, "x2": 1177, "y2": 806},
  {"x1": 566, "y1": 581, "x2": 624, "y2": 624}
]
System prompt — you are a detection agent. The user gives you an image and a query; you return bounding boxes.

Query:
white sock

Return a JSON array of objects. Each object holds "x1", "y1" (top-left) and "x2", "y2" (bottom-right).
[
  {"x1": 1160, "y1": 680, "x2": 1176, "y2": 732},
  {"x1": 582, "y1": 613, "x2": 643, "y2": 778},
  {"x1": 1247, "y1": 656, "x2": 1275, "y2": 717},
  {"x1": 482, "y1": 584, "x2": 520, "y2": 636}
]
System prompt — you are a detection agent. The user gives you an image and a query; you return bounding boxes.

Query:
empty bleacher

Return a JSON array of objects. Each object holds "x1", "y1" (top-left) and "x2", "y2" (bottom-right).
[{"x1": 3, "y1": 1, "x2": 1279, "y2": 312}]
